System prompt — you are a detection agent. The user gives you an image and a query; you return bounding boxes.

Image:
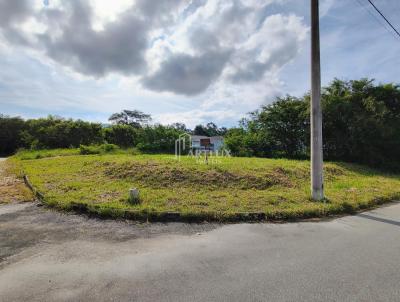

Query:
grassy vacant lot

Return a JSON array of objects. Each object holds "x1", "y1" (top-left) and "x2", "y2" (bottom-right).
[{"x1": 10, "y1": 149, "x2": 400, "y2": 221}]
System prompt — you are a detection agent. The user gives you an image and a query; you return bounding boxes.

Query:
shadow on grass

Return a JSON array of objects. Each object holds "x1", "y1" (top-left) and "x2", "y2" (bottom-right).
[{"x1": 334, "y1": 161, "x2": 400, "y2": 179}]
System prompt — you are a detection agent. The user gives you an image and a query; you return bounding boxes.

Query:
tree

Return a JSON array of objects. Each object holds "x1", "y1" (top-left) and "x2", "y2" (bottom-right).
[
  {"x1": 108, "y1": 110, "x2": 151, "y2": 128},
  {"x1": 103, "y1": 125, "x2": 137, "y2": 148},
  {"x1": 321, "y1": 78, "x2": 400, "y2": 169},
  {"x1": 227, "y1": 78, "x2": 400, "y2": 171},
  {"x1": 257, "y1": 96, "x2": 309, "y2": 158},
  {"x1": 193, "y1": 125, "x2": 208, "y2": 136},
  {"x1": 225, "y1": 128, "x2": 253, "y2": 157},
  {"x1": 193, "y1": 122, "x2": 227, "y2": 136},
  {"x1": 24, "y1": 116, "x2": 103, "y2": 149},
  {"x1": 170, "y1": 123, "x2": 188, "y2": 132},
  {"x1": 136, "y1": 124, "x2": 185, "y2": 153},
  {"x1": 0, "y1": 115, "x2": 104, "y2": 154},
  {"x1": 0, "y1": 115, "x2": 26, "y2": 155}
]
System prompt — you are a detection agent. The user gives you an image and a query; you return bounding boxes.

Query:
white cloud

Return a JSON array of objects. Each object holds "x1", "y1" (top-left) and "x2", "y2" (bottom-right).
[
  {"x1": 0, "y1": 0, "x2": 313, "y2": 127},
  {"x1": 88, "y1": 0, "x2": 134, "y2": 31},
  {"x1": 227, "y1": 14, "x2": 308, "y2": 83},
  {"x1": 142, "y1": 1, "x2": 307, "y2": 97},
  {"x1": 320, "y1": 0, "x2": 335, "y2": 17}
]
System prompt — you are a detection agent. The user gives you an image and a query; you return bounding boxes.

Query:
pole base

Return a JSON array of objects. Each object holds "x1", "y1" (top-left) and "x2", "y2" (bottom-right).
[{"x1": 312, "y1": 189, "x2": 324, "y2": 201}]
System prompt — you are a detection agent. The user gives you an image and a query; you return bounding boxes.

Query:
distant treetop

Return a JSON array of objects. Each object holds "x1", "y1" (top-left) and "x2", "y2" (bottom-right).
[{"x1": 108, "y1": 110, "x2": 152, "y2": 128}]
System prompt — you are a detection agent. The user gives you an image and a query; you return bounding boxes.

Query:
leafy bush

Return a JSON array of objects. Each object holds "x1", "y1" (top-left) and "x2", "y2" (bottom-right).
[
  {"x1": 102, "y1": 143, "x2": 118, "y2": 152},
  {"x1": 129, "y1": 148, "x2": 141, "y2": 155}
]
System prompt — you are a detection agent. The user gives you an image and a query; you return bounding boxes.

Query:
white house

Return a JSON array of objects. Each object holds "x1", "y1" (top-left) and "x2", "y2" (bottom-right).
[{"x1": 190, "y1": 135, "x2": 224, "y2": 152}]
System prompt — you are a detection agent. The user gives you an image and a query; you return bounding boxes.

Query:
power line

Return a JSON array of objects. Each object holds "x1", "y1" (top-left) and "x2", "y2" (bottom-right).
[
  {"x1": 353, "y1": 0, "x2": 399, "y2": 41},
  {"x1": 354, "y1": 0, "x2": 396, "y2": 39},
  {"x1": 366, "y1": 0, "x2": 400, "y2": 38},
  {"x1": 380, "y1": 0, "x2": 400, "y2": 35}
]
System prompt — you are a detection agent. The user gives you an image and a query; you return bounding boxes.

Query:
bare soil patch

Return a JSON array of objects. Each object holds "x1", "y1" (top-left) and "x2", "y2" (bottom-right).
[{"x1": 0, "y1": 159, "x2": 33, "y2": 204}]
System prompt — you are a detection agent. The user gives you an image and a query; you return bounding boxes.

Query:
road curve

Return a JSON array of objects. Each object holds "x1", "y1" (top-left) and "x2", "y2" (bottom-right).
[{"x1": 1, "y1": 201, "x2": 400, "y2": 302}]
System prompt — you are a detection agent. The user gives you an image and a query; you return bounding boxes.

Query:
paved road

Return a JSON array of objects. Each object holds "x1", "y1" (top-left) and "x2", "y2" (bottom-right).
[{"x1": 1, "y1": 202, "x2": 400, "y2": 302}]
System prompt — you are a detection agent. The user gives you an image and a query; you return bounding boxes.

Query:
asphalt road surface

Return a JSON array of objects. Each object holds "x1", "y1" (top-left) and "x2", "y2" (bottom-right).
[{"x1": 1, "y1": 201, "x2": 400, "y2": 302}]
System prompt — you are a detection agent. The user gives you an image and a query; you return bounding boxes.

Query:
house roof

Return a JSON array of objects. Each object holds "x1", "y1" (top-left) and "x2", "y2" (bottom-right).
[{"x1": 191, "y1": 135, "x2": 224, "y2": 140}]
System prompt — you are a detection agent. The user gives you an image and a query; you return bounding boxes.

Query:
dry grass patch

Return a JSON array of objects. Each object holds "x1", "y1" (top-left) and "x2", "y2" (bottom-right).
[{"x1": 0, "y1": 160, "x2": 33, "y2": 204}]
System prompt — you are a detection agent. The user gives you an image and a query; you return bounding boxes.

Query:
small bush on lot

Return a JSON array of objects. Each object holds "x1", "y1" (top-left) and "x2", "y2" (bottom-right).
[
  {"x1": 79, "y1": 145, "x2": 101, "y2": 155},
  {"x1": 79, "y1": 144, "x2": 119, "y2": 155},
  {"x1": 102, "y1": 143, "x2": 118, "y2": 152}
]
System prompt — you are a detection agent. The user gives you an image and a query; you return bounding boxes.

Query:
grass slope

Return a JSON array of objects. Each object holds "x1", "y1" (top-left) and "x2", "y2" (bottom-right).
[{"x1": 11, "y1": 150, "x2": 400, "y2": 221}]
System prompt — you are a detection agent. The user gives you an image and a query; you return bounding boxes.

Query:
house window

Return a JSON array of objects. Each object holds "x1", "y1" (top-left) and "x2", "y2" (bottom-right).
[{"x1": 200, "y1": 138, "x2": 211, "y2": 147}]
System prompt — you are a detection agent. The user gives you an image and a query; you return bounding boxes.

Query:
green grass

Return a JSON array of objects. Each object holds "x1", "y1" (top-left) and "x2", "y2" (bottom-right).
[
  {"x1": 11, "y1": 150, "x2": 400, "y2": 222},
  {"x1": 14, "y1": 148, "x2": 81, "y2": 160},
  {"x1": 14, "y1": 145, "x2": 140, "y2": 160}
]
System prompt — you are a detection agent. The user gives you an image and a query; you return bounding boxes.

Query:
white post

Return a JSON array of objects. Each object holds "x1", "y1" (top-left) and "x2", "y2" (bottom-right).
[{"x1": 129, "y1": 188, "x2": 140, "y2": 204}]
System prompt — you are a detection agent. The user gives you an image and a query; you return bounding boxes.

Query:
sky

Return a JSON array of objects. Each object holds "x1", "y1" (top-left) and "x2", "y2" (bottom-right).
[{"x1": 0, "y1": 0, "x2": 399, "y2": 128}]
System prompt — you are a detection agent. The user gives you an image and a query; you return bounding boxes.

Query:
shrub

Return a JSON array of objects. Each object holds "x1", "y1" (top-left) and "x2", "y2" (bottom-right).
[
  {"x1": 129, "y1": 148, "x2": 141, "y2": 155},
  {"x1": 102, "y1": 143, "x2": 118, "y2": 152},
  {"x1": 79, "y1": 145, "x2": 101, "y2": 155},
  {"x1": 79, "y1": 144, "x2": 120, "y2": 155},
  {"x1": 103, "y1": 125, "x2": 137, "y2": 148}
]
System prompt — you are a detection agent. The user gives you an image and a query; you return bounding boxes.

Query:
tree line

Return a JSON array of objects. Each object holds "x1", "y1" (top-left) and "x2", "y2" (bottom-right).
[
  {"x1": 225, "y1": 79, "x2": 400, "y2": 171},
  {"x1": 0, "y1": 113, "x2": 181, "y2": 156},
  {"x1": 0, "y1": 109, "x2": 228, "y2": 156},
  {"x1": 1, "y1": 78, "x2": 399, "y2": 170}
]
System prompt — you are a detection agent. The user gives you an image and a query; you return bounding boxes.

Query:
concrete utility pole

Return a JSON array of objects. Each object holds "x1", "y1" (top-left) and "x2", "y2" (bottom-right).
[{"x1": 310, "y1": 0, "x2": 324, "y2": 200}]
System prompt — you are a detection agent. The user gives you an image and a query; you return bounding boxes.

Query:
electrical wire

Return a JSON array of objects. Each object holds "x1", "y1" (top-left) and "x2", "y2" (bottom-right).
[
  {"x1": 366, "y1": 0, "x2": 400, "y2": 38},
  {"x1": 353, "y1": 0, "x2": 399, "y2": 40}
]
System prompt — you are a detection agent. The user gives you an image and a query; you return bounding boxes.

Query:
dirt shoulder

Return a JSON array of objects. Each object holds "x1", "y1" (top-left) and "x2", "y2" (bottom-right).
[{"x1": 0, "y1": 158, "x2": 33, "y2": 204}]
